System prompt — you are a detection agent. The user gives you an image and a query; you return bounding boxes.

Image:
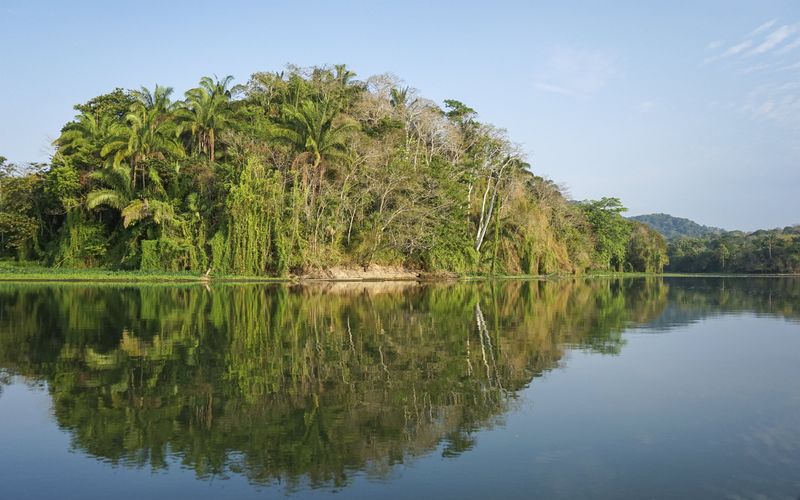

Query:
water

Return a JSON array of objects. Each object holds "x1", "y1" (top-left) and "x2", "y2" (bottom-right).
[{"x1": 0, "y1": 277, "x2": 798, "y2": 499}]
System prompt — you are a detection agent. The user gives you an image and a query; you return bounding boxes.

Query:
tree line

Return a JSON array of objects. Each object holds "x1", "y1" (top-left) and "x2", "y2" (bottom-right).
[
  {"x1": 667, "y1": 226, "x2": 800, "y2": 273},
  {"x1": 0, "y1": 65, "x2": 668, "y2": 275}
]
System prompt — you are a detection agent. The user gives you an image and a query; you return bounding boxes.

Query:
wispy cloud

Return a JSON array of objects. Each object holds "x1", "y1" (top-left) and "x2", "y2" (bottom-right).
[
  {"x1": 747, "y1": 24, "x2": 798, "y2": 55},
  {"x1": 703, "y1": 18, "x2": 800, "y2": 128},
  {"x1": 747, "y1": 19, "x2": 778, "y2": 37},
  {"x1": 707, "y1": 20, "x2": 800, "y2": 64},
  {"x1": 535, "y1": 47, "x2": 617, "y2": 99},
  {"x1": 722, "y1": 39, "x2": 753, "y2": 57},
  {"x1": 777, "y1": 37, "x2": 800, "y2": 54}
]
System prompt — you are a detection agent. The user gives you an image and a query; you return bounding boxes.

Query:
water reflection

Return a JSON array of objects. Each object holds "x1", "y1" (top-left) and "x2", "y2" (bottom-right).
[
  {"x1": 644, "y1": 277, "x2": 800, "y2": 331},
  {"x1": 0, "y1": 277, "x2": 797, "y2": 491}
]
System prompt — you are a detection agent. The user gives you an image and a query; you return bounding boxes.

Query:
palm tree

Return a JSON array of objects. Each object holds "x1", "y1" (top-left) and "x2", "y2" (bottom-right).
[
  {"x1": 55, "y1": 111, "x2": 116, "y2": 169},
  {"x1": 273, "y1": 98, "x2": 357, "y2": 190},
  {"x1": 177, "y1": 75, "x2": 235, "y2": 162},
  {"x1": 101, "y1": 85, "x2": 184, "y2": 191},
  {"x1": 333, "y1": 64, "x2": 356, "y2": 86},
  {"x1": 87, "y1": 165, "x2": 175, "y2": 229},
  {"x1": 389, "y1": 87, "x2": 411, "y2": 110},
  {"x1": 130, "y1": 85, "x2": 175, "y2": 116},
  {"x1": 86, "y1": 165, "x2": 133, "y2": 213},
  {"x1": 120, "y1": 198, "x2": 177, "y2": 229}
]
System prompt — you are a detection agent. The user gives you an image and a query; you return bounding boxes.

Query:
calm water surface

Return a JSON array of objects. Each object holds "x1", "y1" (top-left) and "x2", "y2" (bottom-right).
[{"x1": 0, "y1": 277, "x2": 799, "y2": 499}]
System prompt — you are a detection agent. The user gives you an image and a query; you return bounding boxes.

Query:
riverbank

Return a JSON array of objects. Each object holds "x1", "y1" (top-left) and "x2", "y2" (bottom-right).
[
  {"x1": 0, "y1": 262, "x2": 458, "y2": 283},
  {"x1": 0, "y1": 262, "x2": 798, "y2": 283},
  {"x1": 0, "y1": 263, "x2": 286, "y2": 283}
]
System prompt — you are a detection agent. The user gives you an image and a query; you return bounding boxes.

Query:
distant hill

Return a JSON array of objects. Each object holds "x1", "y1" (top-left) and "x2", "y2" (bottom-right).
[{"x1": 629, "y1": 213, "x2": 724, "y2": 240}]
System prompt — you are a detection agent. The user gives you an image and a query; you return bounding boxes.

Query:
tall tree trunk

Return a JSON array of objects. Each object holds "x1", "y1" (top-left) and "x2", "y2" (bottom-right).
[
  {"x1": 476, "y1": 177, "x2": 499, "y2": 252},
  {"x1": 209, "y1": 128, "x2": 215, "y2": 163}
]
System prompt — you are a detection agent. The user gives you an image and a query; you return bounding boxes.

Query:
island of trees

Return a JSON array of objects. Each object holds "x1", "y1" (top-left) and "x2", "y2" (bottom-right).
[
  {"x1": 8, "y1": 63, "x2": 783, "y2": 278},
  {"x1": 0, "y1": 65, "x2": 669, "y2": 276}
]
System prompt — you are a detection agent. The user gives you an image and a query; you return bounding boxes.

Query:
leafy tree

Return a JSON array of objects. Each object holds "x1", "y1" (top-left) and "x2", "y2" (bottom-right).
[
  {"x1": 0, "y1": 160, "x2": 43, "y2": 258},
  {"x1": 580, "y1": 197, "x2": 632, "y2": 271},
  {"x1": 73, "y1": 88, "x2": 135, "y2": 121},
  {"x1": 625, "y1": 222, "x2": 668, "y2": 272}
]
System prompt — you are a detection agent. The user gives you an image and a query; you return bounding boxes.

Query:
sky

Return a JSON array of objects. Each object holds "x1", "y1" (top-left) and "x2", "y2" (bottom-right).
[{"x1": 1, "y1": 0, "x2": 798, "y2": 230}]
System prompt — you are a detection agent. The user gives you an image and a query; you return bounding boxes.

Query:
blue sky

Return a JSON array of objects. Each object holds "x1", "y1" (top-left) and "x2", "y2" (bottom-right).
[{"x1": 1, "y1": 0, "x2": 798, "y2": 230}]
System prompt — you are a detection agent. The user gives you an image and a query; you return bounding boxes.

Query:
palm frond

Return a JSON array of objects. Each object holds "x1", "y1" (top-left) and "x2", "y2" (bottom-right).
[{"x1": 87, "y1": 189, "x2": 125, "y2": 210}]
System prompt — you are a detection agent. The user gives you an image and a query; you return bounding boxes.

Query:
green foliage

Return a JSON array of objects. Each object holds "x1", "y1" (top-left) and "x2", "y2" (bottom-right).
[
  {"x1": 73, "y1": 88, "x2": 136, "y2": 121},
  {"x1": 50, "y1": 211, "x2": 108, "y2": 268},
  {"x1": 177, "y1": 75, "x2": 236, "y2": 161},
  {"x1": 625, "y1": 222, "x2": 668, "y2": 272},
  {"x1": 139, "y1": 239, "x2": 160, "y2": 271},
  {"x1": 209, "y1": 231, "x2": 230, "y2": 274},
  {"x1": 7, "y1": 64, "x2": 704, "y2": 276},
  {"x1": 0, "y1": 213, "x2": 39, "y2": 256},
  {"x1": 43, "y1": 163, "x2": 82, "y2": 211},
  {"x1": 667, "y1": 226, "x2": 800, "y2": 273},
  {"x1": 137, "y1": 236, "x2": 202, "y2": 272},
  {"x1": 580, "y1": 197, "x2": 632, "y2": 271},
  {"x1": 225, "y1": 158, "x2": 289, "y2": 275},
  {"x1": 0, "y1": 162, "x2": 44, "y2": 259}
]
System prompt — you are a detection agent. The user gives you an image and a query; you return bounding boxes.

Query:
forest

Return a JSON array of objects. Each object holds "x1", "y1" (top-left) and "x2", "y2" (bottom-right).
[
  {"x1": 0, "y1": 64, "x2": 668, "y2": 277},
  {"x1": 666, "y1": 227, "x2": 800, "y2": 274}
]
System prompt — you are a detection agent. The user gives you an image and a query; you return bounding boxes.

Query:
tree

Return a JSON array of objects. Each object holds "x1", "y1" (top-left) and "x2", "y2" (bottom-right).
[
  {"x1": 102, "y1": 85, "x2": 185, "y2": 190},
  {"x1": 55, "y1": 111, "x2": 116, "y2": 170},
  {"x1": 73, "y1": 88, "x2": 135, "y2": 121},
  {"x1": 581, "y1": 197, "x2": 632, "y2": 271},
  {"x1": 626, "y1": 222, "x2": 668, "y2": 272},
  {"x1": 273, "y1": 98, "x2": 358, "y2": 190},
  {"x1": 86, "y1": 165, "x2": 133, "y2": 214},
  {"x1": 87, "y1": 165, "x2": 174, "y2": 229},
  {"x1": 471, "y1": 127, "x2": 522, "y2": 253},
  {"x1": 0, "y1": 159, "x2": 42, "y2": 258},
  {"x1": 178, "y1": 75, "x2": 236, "y2": 162}
]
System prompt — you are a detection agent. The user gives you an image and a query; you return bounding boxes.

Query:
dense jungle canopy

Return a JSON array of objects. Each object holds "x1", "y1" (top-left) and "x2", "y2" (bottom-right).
[{"x1": 0, "y1": 65, "x2": 668, "y2": 275}]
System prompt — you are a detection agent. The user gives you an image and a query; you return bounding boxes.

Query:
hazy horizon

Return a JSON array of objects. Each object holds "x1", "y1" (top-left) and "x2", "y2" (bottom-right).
[{"x1": 1, "y1": 0, "x2": 798, "y2": 231}]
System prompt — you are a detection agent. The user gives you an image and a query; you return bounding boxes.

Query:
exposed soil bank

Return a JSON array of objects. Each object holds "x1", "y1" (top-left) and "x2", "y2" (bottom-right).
[{"x1": 301, "y1": 264, "x2": 420, "y2": 281}]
